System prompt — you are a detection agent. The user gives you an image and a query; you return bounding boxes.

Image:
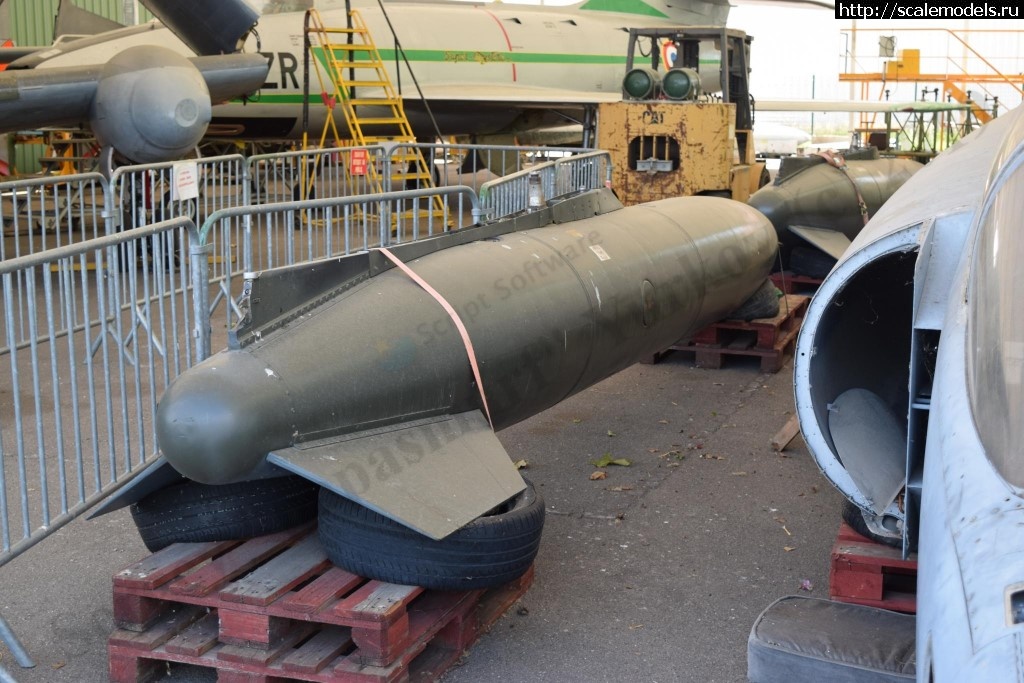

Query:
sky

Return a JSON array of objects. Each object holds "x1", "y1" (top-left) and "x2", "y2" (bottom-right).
[{"x1": 727, "y1": 4, "x2": 1024, "y2": 134}]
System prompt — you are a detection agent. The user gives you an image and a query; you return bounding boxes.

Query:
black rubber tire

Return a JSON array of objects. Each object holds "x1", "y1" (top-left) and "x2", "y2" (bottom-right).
[
  {"x1": 318, "y1": 479, "x2": 545, "y2": 590},
  {"x1": 758, "y1": 165, "x2": 772, "y2": 189},
  {"x1": 130, "y1": 476, "x2": 320, "y2": 552},
  {"x1": 789, "y1": 246, "x2": 837, "y2": 279},
  {"x1": 841, "y1": 499, "x2": 902, "y2": 548},
  {"x1": 728, "y1": 279, "x2": 780, "y2": 321}
]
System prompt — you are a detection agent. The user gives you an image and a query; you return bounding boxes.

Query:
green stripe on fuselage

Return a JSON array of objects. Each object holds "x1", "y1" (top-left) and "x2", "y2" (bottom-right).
[
  {"x1": 319, "y1": 46, "x2": 627, "y2": 66},
  {"x1": 578, "y1": 0, "x2": 669, "y2": 18}
]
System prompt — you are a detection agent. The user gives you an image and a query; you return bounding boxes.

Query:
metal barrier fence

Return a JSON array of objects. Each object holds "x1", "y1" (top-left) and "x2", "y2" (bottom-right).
[
  {"x1": 245, "y1": 146, "x2": 387, "y2": 208},
  {"x1": 199, "y1": 186, "x2": 481, "y2": 333},
  {"x1": 382, "y1": 143, "x2": 582, "y2": 194},
  {"x1": 478, "y1": 150, "x2": 613, "y2": 221},
  {"x1": 0, "y1": 217, "x2": 201, "y2": 568},
  {"x1": 1, "y1": 174, "x2": 109, "y2": 352}
]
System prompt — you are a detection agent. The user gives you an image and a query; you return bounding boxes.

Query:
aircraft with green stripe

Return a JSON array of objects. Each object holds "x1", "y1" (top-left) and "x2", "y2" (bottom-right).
[{"x1": 0, "y1": 0, "x2": 824, "y2": 161}]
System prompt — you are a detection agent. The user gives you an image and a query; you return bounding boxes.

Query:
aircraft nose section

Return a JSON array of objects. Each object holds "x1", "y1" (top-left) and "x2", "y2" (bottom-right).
[{"x1": 156, "y1": 351, "x2": 293, "y2": 484}]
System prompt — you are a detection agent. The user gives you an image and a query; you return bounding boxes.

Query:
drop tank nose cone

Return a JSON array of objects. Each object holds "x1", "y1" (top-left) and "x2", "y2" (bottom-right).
[
  {"x1": 155, "y1": 351, "x2": 292, "y2": 484},
  {"x1": 748, "y1": 186, "x2": 789, "y2": 233}
]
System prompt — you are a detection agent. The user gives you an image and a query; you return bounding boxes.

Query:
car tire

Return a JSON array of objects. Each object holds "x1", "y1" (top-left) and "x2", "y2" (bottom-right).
[
  {"x1": 130, "y1": 476, "x2": 320, "y2": 552},
  {"x1": 318, "y1": 478, "x2": 545, "y2": 590},
  {"x1": 841, "y1": 499, "x2": 902, "y2": 548},
  {"x1": 728, "y1": 278, "x2": 780, "y2": 321},
  {"x1": 790, "y1": 246, "x2": 837, "y2": 279}
]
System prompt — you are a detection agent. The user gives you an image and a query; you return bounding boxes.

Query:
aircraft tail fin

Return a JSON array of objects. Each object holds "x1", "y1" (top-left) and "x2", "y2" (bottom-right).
[
  {"x1": 576, "y1": 0, "x2": 731, "y2": 25},
  {"x1": 55, "y1": 0, "x2": 125, "y2": 40}
]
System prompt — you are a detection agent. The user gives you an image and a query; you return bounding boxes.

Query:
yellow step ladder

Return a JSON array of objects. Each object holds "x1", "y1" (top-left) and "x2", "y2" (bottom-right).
[{"x1": 305, "y1": 8, "x2": 445, "y2": 225}]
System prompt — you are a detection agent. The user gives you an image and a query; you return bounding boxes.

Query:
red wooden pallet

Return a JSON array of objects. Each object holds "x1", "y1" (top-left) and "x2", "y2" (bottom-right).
[
  {"x1": 649, "y1": 294, "x2": 808, "y2": 373},
  {"x1": 829, "y1": 521, "x2": 917, "y2": 614},
  {"x1": 770, "y1": 272, "x2": 823, "y2": 295},
  {"x1": 108, "y1": 523, "x2": 534, "y2": 682}
]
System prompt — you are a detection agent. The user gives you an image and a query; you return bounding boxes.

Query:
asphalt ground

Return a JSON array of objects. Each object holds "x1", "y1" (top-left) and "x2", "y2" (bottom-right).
[{"x1": 0, "y1": 351, "x2": 842, "y2": 683}]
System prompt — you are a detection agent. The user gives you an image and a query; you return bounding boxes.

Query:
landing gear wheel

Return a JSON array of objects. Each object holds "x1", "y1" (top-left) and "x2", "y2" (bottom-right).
[
  {"x1": 130, "y1": 476, "x2": 320, "y2": 552},
  {"x1": 318, "y1": 479, "x2": 545, "y2": 590}
]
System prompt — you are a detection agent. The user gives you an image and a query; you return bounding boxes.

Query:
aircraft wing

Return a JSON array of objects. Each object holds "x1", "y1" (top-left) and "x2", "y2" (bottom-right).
[
  {"x1": 0, "y1": 65, "x2": 101, "y2": 131},
  {"x1": 192, "y1": 53, "x2": 272, "y2": 104},
  {"x1": 0, "y1": 53, "x2": 268, "y2": 135}
]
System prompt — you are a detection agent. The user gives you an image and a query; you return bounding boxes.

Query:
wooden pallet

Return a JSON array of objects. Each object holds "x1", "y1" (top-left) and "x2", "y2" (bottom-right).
[
  {"x1": 829, "y1": 521, "x2": 917, "y2": 614},
  {"x1": 649, "y1": 294, "x2": 808, "y2": 373},
  {"x1": 108, "y1": 523, "x2": 534, "y2": 682},
  {"x1": 770, "y1": 272, "x2": 823, "y2": 295}
]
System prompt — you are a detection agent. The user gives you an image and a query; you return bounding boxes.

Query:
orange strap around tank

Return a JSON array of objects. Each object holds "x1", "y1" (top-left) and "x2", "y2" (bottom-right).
[
  {"x1": 378, "y1": 247, "x2": 493, "y2": 429},
  {"x1": 815, "y1": 150, "x2": 870, "y2": 226}
]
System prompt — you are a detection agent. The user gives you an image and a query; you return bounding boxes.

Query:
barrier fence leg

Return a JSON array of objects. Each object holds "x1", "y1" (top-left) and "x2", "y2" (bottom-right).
[{"x1": 0, "y1": 612, "x2": 34, "y2": 673}]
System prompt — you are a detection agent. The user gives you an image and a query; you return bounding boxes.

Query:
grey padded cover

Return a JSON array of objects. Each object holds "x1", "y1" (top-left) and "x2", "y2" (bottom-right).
[{"x1": 748, "y1": 596, "x2": 916, "y2": 683}]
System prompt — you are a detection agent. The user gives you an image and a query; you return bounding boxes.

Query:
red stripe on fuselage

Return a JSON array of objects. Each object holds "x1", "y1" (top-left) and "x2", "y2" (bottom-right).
[{"x1": 480, "y1": 7, "x2": 517, "y2": 82}]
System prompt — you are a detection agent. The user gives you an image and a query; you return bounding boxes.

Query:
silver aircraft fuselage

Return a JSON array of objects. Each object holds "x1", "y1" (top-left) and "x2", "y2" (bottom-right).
[{"x1": 795, "y1": 105, "x2": 1024, "y2": 680}]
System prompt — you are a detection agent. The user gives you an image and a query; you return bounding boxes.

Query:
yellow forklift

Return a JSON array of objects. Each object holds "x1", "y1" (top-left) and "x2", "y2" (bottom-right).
[{"x1": 596, "y1": 27, "x2": 766, "y2": 205}]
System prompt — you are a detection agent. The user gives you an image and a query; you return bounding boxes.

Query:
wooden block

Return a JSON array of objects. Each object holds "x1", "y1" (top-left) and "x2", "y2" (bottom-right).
[
  {"x1": 218, "y1": 534, "x2": 331, "y2": 606},
  {"x1": 770, "y1": 415, "x2": 801, "y2": 452},
  {"x1": 695, "y1": 348, "x2": 723, "y2": 369},
  {"x1": 350, "y1": 612, "x2": 411, "y2": 666},
  {"x1": 831, "y1": 563, "x2": 885, "y2": 601},
  {"x1": 218, "y1": 609, "x2": 290, "y2": 650},
  {"x1": 107, "y1": 649, "x2": 163, "y2": 683},
  {"x1": 217, "y1": 624, "x2": 314, "y2": 666},
  {"x1": 113, "y1": 593, "x2": 166, "y2": 632}
]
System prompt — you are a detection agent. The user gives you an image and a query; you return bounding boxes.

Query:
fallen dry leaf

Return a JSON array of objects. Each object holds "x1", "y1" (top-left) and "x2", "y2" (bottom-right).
[
  {"x1": 607, "y1": 429, "x2": 616, "y2": 437},
  {"x1": 629, "y1": 624, "x2": 645, "y2": 630},
  {"x1": 590, "y1": 471, "x2": 608, "y2": 480},
  {"x1": 514, "y1": 459, "x2": 529, "y2": 470},
  {"x1": 592, "y1": 453, "x2": 632, "y2": 467},
  {"x1": 658, "y1": 419, "x2": 669, "y2": 424},
  {"x1": 51, "y1": 661, "x2": 66, "y2": 670},
  {"x1": 609, "y1": 485, "x2": 634, "y2": 492},
  {"x1": 647, "y1": 448, "x2": 660, "y2": 453},
  {"x1": 784, "y1": 546, "x2": 796, "y2": 552}
]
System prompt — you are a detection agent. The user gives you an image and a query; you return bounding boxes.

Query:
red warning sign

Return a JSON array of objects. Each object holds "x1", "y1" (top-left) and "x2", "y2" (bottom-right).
[{"x1": 350, "y1": 148, "x2": 368, "y2": 176}]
